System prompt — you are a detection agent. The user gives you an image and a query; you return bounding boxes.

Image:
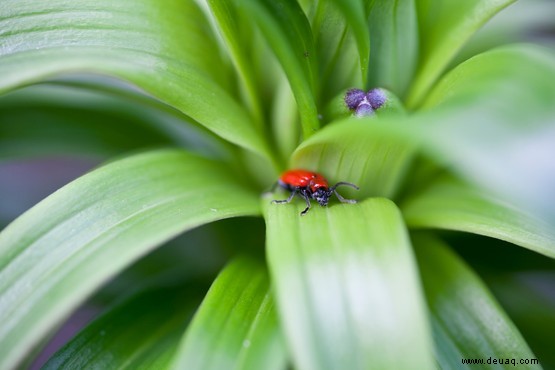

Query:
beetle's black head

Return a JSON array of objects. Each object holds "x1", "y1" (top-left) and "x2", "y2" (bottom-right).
[{"x1": 312, "y1": 188, "x2": 331, "y2": 206}]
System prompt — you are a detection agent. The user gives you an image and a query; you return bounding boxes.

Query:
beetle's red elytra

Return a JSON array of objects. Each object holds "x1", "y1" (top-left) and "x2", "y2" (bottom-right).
[{"x1": 271, "y1": 169, "x2": 359, "y2": 215}]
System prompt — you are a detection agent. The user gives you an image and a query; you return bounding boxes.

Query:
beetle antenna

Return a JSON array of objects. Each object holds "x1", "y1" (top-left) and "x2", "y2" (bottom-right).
[
  {"x1": 333, "y1": 190, "x2": 357, "y2": 204},
  {"x1": 330, "y1": 181, "x2": 359, "y2": 192},
  {"x1": 330, "y1": 182, "x2": 358, "y2": 204}
]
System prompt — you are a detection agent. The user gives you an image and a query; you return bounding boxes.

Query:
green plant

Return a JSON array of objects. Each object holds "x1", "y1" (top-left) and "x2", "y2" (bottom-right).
[{"x1": 1, "y1": 0, "x2": 555, "y2": 369}]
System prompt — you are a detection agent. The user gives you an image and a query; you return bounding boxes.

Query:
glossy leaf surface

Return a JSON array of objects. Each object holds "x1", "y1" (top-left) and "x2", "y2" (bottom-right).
[
  {"x1": 408, "y1": 0, "x2": 516, "y2": 107},
  {"x1": 0, "y1": 83, "x2": 223, "y2": 159},
  {"x1": 414, "y1": 235, "x2": 540, "y2": 369},
  {"x1": 265, "y1": 197, "x2": 434, "y2": 370},
  {"x1": 44, "y1": 284, "x2": 202, "y2": 369},
  {"x1": 172, "y1": 258, "x2": 286, "y2": 370},
  {"x1": 0, "y1": 0, "x2": 270, "y2": 158},
  {"x1": 367, "y1": 0, "x2": 418, "y2": 97},
  {"x1": 233, "y1": 0, "x2": 320, "y2": 138},
  {"x1": 292, "y1": 117, "x2": 414, "y2": 199},
  {"x1": 403, "y1": 176, "x2": 555, "y2": 258},
  {"x1": 418, "y1": 45, "x2": 555, "y2": 225},
  {"x1": 328, "y1": 0, "x2": 370, "y2": 83},
  {"x1": 0, "y1": 150, "x2": 259, "y2": 369}
]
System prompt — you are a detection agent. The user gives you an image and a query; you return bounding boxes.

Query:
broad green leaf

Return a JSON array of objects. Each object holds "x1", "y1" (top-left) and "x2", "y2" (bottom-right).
[
  {"x1": 311, "y1": 1, "x2": 346, "y2": 76},
  {"x1": 310, "y1": 1, "x2": 360, "y2": 103},
  {"x1": 301, "y1": 45, "x2": 555, "y2": 223},
  {"x1": 292, "y1": 117, "x2": 414, "y2": 199},
  {"x1": 51, "y1": 77, "x2": 234, "y2": 157},
  {"x1": 367, "y1": 0, "x2": 418, "y2": 98},
  {"x1": 0, "y1": 149, "x2": 260, "y2": 370},
  {"x1": 0, "y1": 83, "x2": 223, "y2": 159},
  {"x1": 271, "y1": 74, "x2": 300, "y2": 161},
  {"x1": 486, "y1": 271, "x2": 555, "y2": 368},
  {"x1": 415, "y1": 45, "x2": 555, "y2": 226},
  {"x1": 328, "y1": 0, "x2": 370, "y2": 84},
  {"x1": 43, "y1": 284, "x2": 203, "y2": 369},
  {"x1": 204, "y1": 0, "x2": 264, "y2": 125},
  {"x1": 452, "y1": 0, "x2": 555, "y2": 68},
  {"x1": 407, "y1": 0, "x2": 516, "y2": 108},
  {"x1": 172, "y1": 257, "x2": 286, "y2": 370},
  {"x1": 422, "y1": 44, "x2": 555, "y2": 112},
  {"x1": 311, "y1": 2, "x2": 350, "y2": 89},
  {"x1": 0, "y1": 0, "x2": 271, "y2": 159},
  {"x1": 413, "y1": 234, "x2": 540, "y2": 369},
  {"x1": 265, "y1": 197, "x2": 434, "y2": 370},
  {"x1": 402, "y1": 176, "x2": 555, "y2": 258},
  {"x1": 233, "y1": 0, "x2": 320, "y2": 138},
  {"x1": 293, "y1": 46, "x2": 555, "y2": 226}
]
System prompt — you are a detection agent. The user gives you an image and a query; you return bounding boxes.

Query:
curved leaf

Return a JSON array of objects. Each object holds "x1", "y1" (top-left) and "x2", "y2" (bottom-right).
[
  {"x1": 328, "y1": 0, "x2": 370, "y2": 84},
  {"x1": 171, "y1": 257, "x2": 286, "y2": 370},
  {"x1": 454, "y1": 0, "x2": 555, "y2": 66},
  {"x1": 402, "y1": 176, "x2": 555, "y2": 258},
  {"x1": 309, "y1": 1, "x2": 361, "y2": 109},
  {"x1": 422, "y1": 44, "x2": 555, "y2": 112},
  {"x1": 415, "y1": 45, "x2": 555, "y2": 226},
  {"x1": 271, "y1": 74, "x2": 300, "y2": 162},
  {"x1": 0, "y1": 83, "x2": 224, "y2": 159},
  {"x1": 0, "y1": 0, "x2": 271, "y2": 158},
  {"x1": 264, "y1": 197, "x2": 434, "y2": 370},
  {"x1": 413, "y1": 234, "x2": 540, "y2": 369},
  {"x1": 43, "y1": 284, "x2": 203, "y2": 369},
  {"x1": 367, "y1": 0, "x2": 418, "y2": 97},
  {"x1": 486, "y1": 271, "x2": 555, "y2": 368},
  {"x1": 204, "y1": 0, "x2": 264, "y2": 125},
  {"x1": 407, "y1": 0, "x2": 516, "y2": 108},
  {"x1": 233, "y1": 0, "x2": 319, "y2": 138},
  {"x1": 292, "y1": 117, "x2": 414, "y2": 199},
  {"x1": 0, "y1": 149, "x2": 260, "y2": 370}
]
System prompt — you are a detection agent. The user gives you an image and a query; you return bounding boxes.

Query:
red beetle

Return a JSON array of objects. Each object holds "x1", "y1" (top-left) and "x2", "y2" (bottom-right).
[{"x1": 272, "y1": 169, "x2": 359, "y2": 215}]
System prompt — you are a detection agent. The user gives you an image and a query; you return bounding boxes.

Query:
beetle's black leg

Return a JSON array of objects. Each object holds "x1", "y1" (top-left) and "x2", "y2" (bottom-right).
[
  {"x1": 300, "y1": 193, "x2": 311, "y2": 216},
  {"x1": 330, "y1": 182, "x2": 359, "y2": 204},
  {"x1": 272, "y1": 188, "x2": 298, "y2": 204}
]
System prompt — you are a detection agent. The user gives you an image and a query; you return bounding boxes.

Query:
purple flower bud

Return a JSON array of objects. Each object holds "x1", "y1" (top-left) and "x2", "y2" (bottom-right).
[
  {"x1": 367, "y1": 88, "x2": 386, "y2": 109},
  {"x1": 344, "y1": 88, "x2": 366, "y2": 110},
  {"x1": 354, "y1": 102, "x2": 374, "y2": 117}
]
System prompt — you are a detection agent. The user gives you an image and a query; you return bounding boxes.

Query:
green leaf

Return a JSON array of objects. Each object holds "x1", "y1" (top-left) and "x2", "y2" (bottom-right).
[
  {"x1": 264, "y1": 197, "x2": 434, "y2": 370},
  {"x1": 402, "y1": 176, "x2": 555, "y2": 258},
  {"x1": 414, "y1": 45, "x2": 555, "y2": 226},
  {"x1": 171, "y1": 257, "x2": 286, "y2": 370},
  {"x1": 309, "y1": 1, "x2": 360, "y2": 106},
  {"x1": 367, "y1": 0, "x2": 418, "y2": 98},
  {"x1": 0, "y1": 83, "x2": 223, "y2": 159},
  {"x1": 0, "y1": 149, "x2": 259, "y2": 370},
  {"x1": 486, "y1": 271, "x2": 555, "y2": 368},
  {"x1": 271, "y1": 74, "x2": 300, "y2": 161},
  {"x1": 407, "y1": 0, "x2": 516, "y2": 108},
  {"x1": 292, "y1": 117, "x2": 414, "y2": 199},
  {"x1": 0, "y1": 0, "x2": 271, "y2": 159},
  {"x1": 453, "y1": 0, "x2": 555, "y2": 66},
  {"x1": 413, "y1": 234, "x2": 540, "y2": 369},
  {"x1": 204, "y1": 0, "x2": 264, "y2": 125},
  {"x1": 422, "y1": 44, "x2": 555, "y2": 112},
  {"x1": 43, "y1": 284, "x2": 203, "y2": 369},
  {"x1": 234, "y1": 0, "x2": 319, "y2": 138},
  {"x1": 328, "y1": 0, "x2": 370, "y2": 84}
]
